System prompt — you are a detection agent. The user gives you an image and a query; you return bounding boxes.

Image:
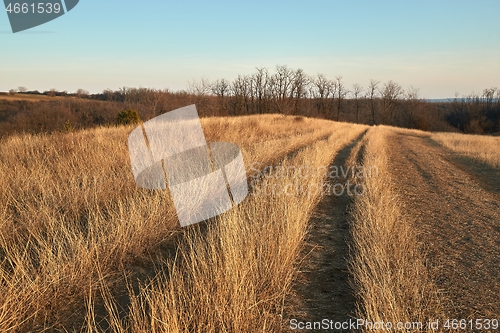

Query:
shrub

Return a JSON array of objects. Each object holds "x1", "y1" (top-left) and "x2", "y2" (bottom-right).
[
  {"x1": 116, "y1": 108, "x2": 141, "y2": 125},
  {"x1": 464, "y1": 119, "x2": 483, "y2": 134},
  {"x1": 63, "y1": 120, "x2": 73, "y2": 132}
]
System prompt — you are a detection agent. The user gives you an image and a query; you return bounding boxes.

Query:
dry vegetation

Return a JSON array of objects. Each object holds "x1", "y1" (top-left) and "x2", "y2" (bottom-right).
[
  {"x1": 348, "y1": 125, "x2": 500, "y2": 330},
  {"x1": 431, "y1": 132, "x2": 500, "y2": 168},
  {"x1": 1, "y1": 112, "x2": 498, "y2": 332},
  {"x1": 0, "y1": 114, "x2": 366, "y2": 331},
  {"x1": 387, "y1": 128, "x2": 500, "y2": 319},
  {"x1": 113, "y1": 121, "x2": 367, "y2": 333},
  {"x1": 0, "y1": 93, "x2": 62, "y2": 101},
  {"x1": 348, "y1": 126, "x2": 444, "y2": 331}
]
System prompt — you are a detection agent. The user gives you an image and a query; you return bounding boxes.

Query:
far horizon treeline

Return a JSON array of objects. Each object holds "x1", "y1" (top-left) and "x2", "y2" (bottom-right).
[{"x1": 1, "y1": 65, "x2": 500, "y2": 137}]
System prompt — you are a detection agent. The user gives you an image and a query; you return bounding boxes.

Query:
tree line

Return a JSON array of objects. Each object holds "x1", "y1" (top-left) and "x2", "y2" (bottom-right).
[{"x1": 2, "y1": 65, "x2": 499, "y2": 137}]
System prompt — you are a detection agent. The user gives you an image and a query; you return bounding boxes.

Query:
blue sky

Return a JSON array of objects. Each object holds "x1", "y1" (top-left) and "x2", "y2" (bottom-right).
[{"x1": 1, "y1": 0, "x2": 499, "y2": 98}]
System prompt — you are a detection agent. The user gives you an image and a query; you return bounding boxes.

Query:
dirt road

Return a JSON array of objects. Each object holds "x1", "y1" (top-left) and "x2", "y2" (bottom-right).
[{"x1": 386, "y1": 130, "x2": 500, "y2": 317}]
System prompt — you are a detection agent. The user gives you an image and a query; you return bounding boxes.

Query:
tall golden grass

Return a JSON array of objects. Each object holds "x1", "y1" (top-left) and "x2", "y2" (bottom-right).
[
  {"x1": 10, "y1": 113, "x2": 496, "y2": 332},
  {"x1": 0, "y1": 128, "x2": 178, "y2": 331},
  {"x1": 348, "y1": 126, "x2": 444, "y2": 332},
  {"x1": 0, "y1": 114, "x2": 367, "y2": 332},
  {"x1": 431, "y1": 132, "x2": 500, "y2": 168},
  {"x1": 88, "y1": 121, "x2": 368, "y2": 332}
]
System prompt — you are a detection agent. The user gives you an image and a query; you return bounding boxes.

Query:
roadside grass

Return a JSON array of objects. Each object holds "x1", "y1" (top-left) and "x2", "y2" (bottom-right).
[
  {"x1": 348, "y1": 126, "x2": 444, "y2": 332},
  {"x1": 431, "y1": 132, "x2": 500, "y2": 168}
]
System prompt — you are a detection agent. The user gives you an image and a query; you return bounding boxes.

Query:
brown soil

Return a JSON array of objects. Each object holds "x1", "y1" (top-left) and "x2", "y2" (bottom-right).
[{"x1": 386, "y1": 131, "x2": 500, "y2": 318}]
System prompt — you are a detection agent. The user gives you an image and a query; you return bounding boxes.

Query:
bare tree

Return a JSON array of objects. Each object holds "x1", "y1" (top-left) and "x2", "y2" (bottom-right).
[
  {"x1": 352, "y1": 83, "x2": 363, "y2": 123},
  {"x1": 102, "y1": 89, "x2": 114, "y2": 101},
  {"x1": 48, "y1": 88, "x2": 57, "y2": 97},
  {"x1": 405, "y1": 86, "x2": 420, "y2": 101},
  {"x1": 252, "y1": 67, "x2": 269, "y2": 114},
  {"x1": 188, "y1": 77, "x2": 211, "y2": 97},
  {"x1": 76, "y1": 88, "x2": 89, "y2": 98},
  {"x1": 144, "y1": 88, "x2": 166, "y2": 119},
  {"x1": 8, "y1": 88, "x2": 16, "y2": 95},
  {"x1": 211, "y1": 79, "x2": 230, "y2": 114},
  {"x1": 187, "y1": 78, "x2": 211, "y2": 113},
  {"x1": 211, "y1": 78, "x2": 230, "y2": 98},
  {"x1": 311, "y1": 74, "x2": 333, "y2": 115},
  {"x1": 380, "y1": 80, "x2": 403, "y2": 124},
  {"x1": 270, "y1": 65, "x2": 294, "y2": 114},
  {"x1": 290, "y1": 68, "x2": 309, "y2": 114},
  {"x1": 334, "y1": 76, "x2": 348, "y2": 121},
  {"x1": 241, "y1": 75, "x2": 252, "y2": 114},
  {"x1": 482, "y1": 87, "x2": 497, "y2": 110},
  {"x1": 231, "y1": 75, "x2": 252, "y2": 114},
  {"x1": 403, "y1": 86, "x2": 422, "y2": 127},
  {"x1": 496, "y1": 89, "x2": 500, "y2": 110},
  {"x1": 367, "y1": 79, "x2": 379, "y2": 125},
  {"x1": 17, "y1": 86, "x2": 27, "y2": 93},
  {"x1": 274, "y1": 65, "x2": 293, "y2": 100}
]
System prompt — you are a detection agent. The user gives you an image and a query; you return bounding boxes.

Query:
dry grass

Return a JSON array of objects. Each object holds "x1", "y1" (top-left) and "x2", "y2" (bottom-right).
[
  {"x1": 0, "y1": 93, "x2": 63, "y2": 101},
  {"x1": 0, "y1": 127, "x2": 177, "y2": 331},
  {"x1": 431, "y1": 132, "x2": 500, "y2": 168},
  {"x1": 9, "y1": 113, "x2": 495, "y2": 332},
  {"x1": 202, "y1": 114, "x2": 338, "y2": 176},
  {"x1": 348, "y1": 126, "x2": 444, "y2": 331},
  {"x1": 0, "y1": 113, "x2": 367, "y2": 332},
  {"x1": 105, "y1": 122, "x2": 368, "y2": 333}
]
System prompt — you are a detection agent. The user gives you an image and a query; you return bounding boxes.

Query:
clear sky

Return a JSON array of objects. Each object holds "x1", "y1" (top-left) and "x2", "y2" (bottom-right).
[{"x1": 1, "y1": 0, "x2": 499, "y2": 99}]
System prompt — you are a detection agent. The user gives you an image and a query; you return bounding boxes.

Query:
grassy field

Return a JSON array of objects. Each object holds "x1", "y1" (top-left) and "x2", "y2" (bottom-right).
[
  {"x1": 0, "y1": 93, "x2": 64, "y2": 102},
  {"x1": 431, "y1": 132, "x2": 500, "y2": 168},
  {"x1": 0, "y1": 114, "x2": 498, "y2": 332}
]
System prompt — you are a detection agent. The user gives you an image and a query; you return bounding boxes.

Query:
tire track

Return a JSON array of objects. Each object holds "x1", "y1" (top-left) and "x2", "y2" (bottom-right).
[{"x1": 289, "y1": 131, "x2": 367, "y2": 329}]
